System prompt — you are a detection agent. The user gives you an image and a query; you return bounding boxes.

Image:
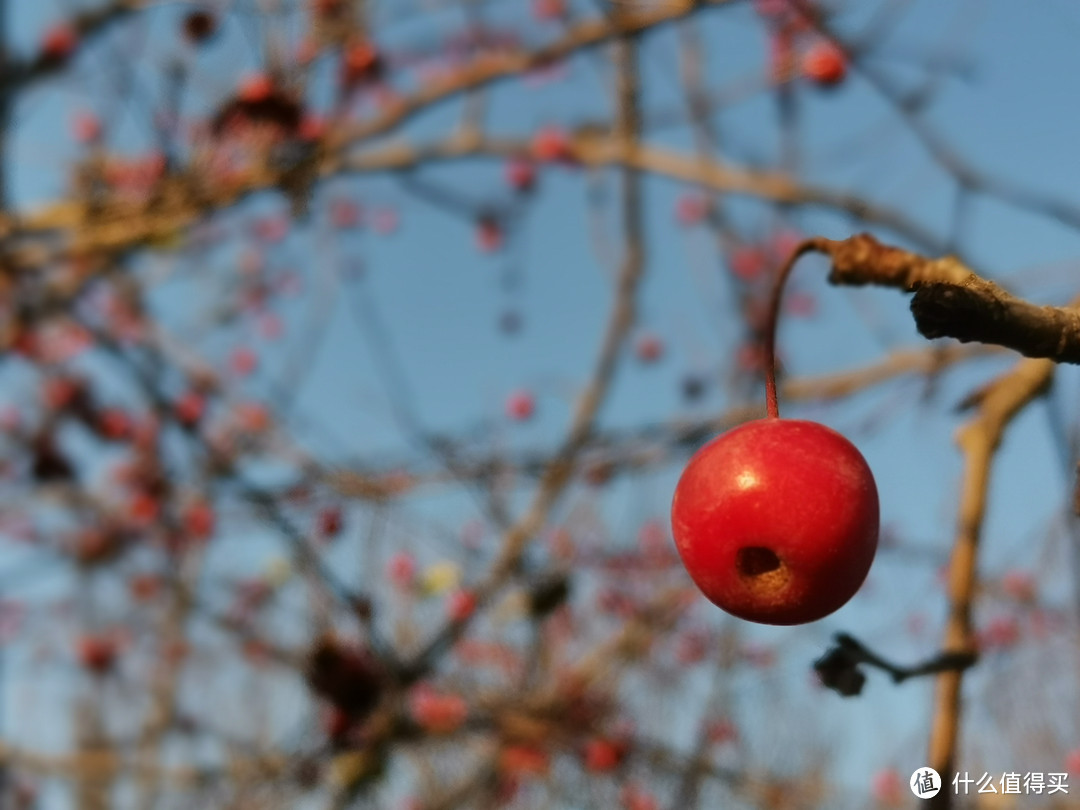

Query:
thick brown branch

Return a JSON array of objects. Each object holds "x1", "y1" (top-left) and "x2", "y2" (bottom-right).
[
  {"x1": 814, "y1": 233, "x2": 1080, "y2": 363},
  {"x1": 912, "y1": 281, "x2": 1080, "y2": 363}
]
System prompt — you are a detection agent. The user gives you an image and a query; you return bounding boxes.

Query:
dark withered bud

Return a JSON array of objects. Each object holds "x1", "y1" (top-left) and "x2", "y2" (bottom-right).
[
  {"x1": 528, "y1": 573, "x2": 570, "y2": 619},
  {"x1": 813, "y1": 645, "x2": 866, "y2": 697},
  {"x1": 31, "y1": 433, "x2": 74, "y2": 482},
  {"x1": 681, "y1": 374, "x2": 706, "y2": 402},
  {"x1": 306, "y1": 634, "x2": 384, "y2": 718},
  {"x1": 183, "y1": 10, "x2": 218, "y2": 44}
]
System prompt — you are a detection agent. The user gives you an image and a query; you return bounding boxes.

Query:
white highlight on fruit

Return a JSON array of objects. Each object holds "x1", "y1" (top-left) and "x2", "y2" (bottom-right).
[{"x1": 735, "y1": 471, "x2": 759, "y2": 490}]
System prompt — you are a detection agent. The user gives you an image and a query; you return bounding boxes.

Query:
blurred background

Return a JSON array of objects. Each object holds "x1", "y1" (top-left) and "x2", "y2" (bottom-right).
[{"x1": 0, "y1": 0, "x2": 1079, "y2": 807}]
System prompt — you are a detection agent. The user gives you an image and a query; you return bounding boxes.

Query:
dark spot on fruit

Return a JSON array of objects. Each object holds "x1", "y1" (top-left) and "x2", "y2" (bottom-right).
[{"x1": 736, "y1": 546, "x2": 781, "y2": 577}]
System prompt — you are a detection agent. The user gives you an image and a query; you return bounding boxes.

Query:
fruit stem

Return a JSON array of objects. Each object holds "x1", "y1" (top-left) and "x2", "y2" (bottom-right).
[{"x1": 764, "y1": 239, "x2": 822, "y2": 419}]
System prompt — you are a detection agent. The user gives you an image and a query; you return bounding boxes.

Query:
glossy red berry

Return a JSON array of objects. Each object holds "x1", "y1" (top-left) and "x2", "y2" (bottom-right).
[{"x1": 670, "y1": 418, "x2": 878, "y2": 625}]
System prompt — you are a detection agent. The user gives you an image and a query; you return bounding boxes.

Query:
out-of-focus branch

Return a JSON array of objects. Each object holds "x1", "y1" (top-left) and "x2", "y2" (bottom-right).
[
  {"x1": 2, "y1": 133, "x2": 947, "y2": 274},
  {"x1": 340, "y1": 136, "x2": 947, "y2": 253},
  {"x1": 925, "y1": 352, "x2": 1059, "y2": 807},
  {"x1": 326, "y1": 342, "x2": 1001, "y2": 498},
  {"x1": 482, "y1": 29, "x2": 646, "y2": 583},
  {"x1": 0, "y1": 740, "x2": 290, "y2": 787},
  {"x1": 400, "y1": 24, "x2": 648, "y2": 684},
  {"x1": 3, "y1": 1, "x2": 144, "y2": 91}
]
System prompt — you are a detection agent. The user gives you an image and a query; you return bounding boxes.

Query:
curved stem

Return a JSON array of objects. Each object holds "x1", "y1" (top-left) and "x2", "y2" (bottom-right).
[{"x1": 764, "y1": 239, "x2": 823, "y2": 418}]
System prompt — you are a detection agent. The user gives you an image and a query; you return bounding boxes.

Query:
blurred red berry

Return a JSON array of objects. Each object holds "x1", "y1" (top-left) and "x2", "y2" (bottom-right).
[
  {"x1": 174, "y1": 391, "x2": 206, "y2": 428},
  {"x1": 1001, "y1": 570, "x2": 1036, "y2": 602},
  {"x1": 72, "y1": 112, "x2": 101, "y2": 143},
  {"x1": 769, "y1": 228, "x2": 803, "y2": 260},
  {"x1": 499, "y1": 745, "x2": 549, "y2": 777},
  {"x1": 41, "y1": 24, "x2": 77, "y2": 62},
  {"x1": 97, "y1": 408, "x2": 133, "y2": 441},
  {"x1": 129, "y1": 573, "x2": 161, "y2": 602},
  {"x1": 323, "y1": 705, "x2": 353, "y2": 741},
  {"x1": 532, "y1": 126, "x2": 574, "y2": 163},
  {"x1": 238, "y1": 73, "x2": 275, "y2": 103},
  {"x1": 408, "y1": 686, "x2": 468, "y2": 733},
  {"x1": 675, "y1": 193, "x2": 709, "y2": 226},
  {"x1": 674, "y1": 629, "x2": 709, "y2": 665},
  {"x1": 311, "y1": 0, "x2": 345, "y2": 16},
  {"x1": 330, "y1": 198, "x2": 363, "y2": 228},
  {"x1": 183, "y1": 500, "x2": 216, "y2": 541},
  {"x1": 341, "y1": 40, "x2": 382, "y2": 86},
  {"x1": 1066, "y1": 748, "x2": 1080, "y2": 776},
  {"x1": 978, "y1": 615, "x2": 1021, "y2": 651},
  {"x1": 299, "y1": 114, "x2": 326, "y2": 141},
  {"x1": 634, "y1": 333, "x2": 664, "y2": 364},
  {"x1": 475, "y1": 216, "x2": 503, "y2": 253},
  {"x1": 252, "y1": 215, "x2": 289, "y2": 244},
  {"x1": 318, "y1": 506, "x2": 344, "y2": 538},
  {"x1": 387, "y1": 552, "x2": 416, "y2": 589},
  {"x1": 446, "y1": 589, "x2": 477, "y2": 622},
  {"x1": 730, "y1": 246, "x2": 766, "y2": 281},
  {"x1": 127, "y1": 491, "x2": 160, "y2": 526},
  {"x1": 706, "y1": 717, "x2": 738, "y2": 745},
  {"x1": 43, "y1": 376, "x2": 83, "y2": 411},
  {"x1": 234, "y1": 402, "x2": 271, "y2": 433},
  {"x1": 533, "y1": 0, "x2": 565, "y2": 20},
  {"x1": 230, "y1": 347, "x2": 258, "y2": 376},
  {"x1": 872, "y1": 768, "x2": 904, "y2": 805},
  {"x1": 735, "y1": 341, "x2": 768, "y2": 373},
  {"x1": 372, "y1": 207, "x2": 399, "y2": 235},
  {"x1": 506, "y1": 159, "x2": 537, "y2": 193},
  {"x1": 620, "y1": 783, "x2": 658, "y2": 810},
  {"x1": 76, "y1": 635, "x2": 118, "y2": 675},
  {"x1": 505, "y1": 390, "x2": 536, "y2": 421},
  {"x1": 802, "y1": 42, "x2": 847, "y2": 87},
  {"x1": 784, "y1": 291, "x2": 817, "y2": 317},
  {"x1": 583, "y1": 737, "x2": 625, "y2": 773},
  {"x1": 741, "y1": 643, "x2": 775, "y2": 668},
  {"x1": 257, "y1": 313, "x2": 284, "y2": 339}
]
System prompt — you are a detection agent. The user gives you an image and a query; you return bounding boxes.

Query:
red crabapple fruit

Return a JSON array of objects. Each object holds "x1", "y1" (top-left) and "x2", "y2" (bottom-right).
[{"x1": 670, "y1": 239, "x2": 879, "y2": 625}]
